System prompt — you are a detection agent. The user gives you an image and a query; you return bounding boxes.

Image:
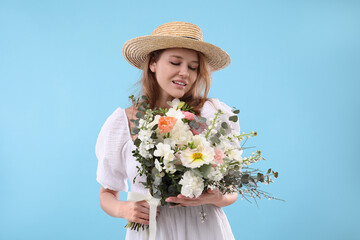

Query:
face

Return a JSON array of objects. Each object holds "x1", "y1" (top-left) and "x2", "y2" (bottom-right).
[{"x1": 149, "y1": 48, "x2": 199, "y2": 105}]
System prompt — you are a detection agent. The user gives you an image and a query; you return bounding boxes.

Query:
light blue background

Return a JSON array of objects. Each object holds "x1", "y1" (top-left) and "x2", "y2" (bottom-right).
[{"x1": 1, "y1": 0, "x2": 359, "y2": 239}]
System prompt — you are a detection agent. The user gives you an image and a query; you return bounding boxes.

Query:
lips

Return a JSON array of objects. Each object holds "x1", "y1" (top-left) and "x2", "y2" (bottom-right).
[{"x1": 172, "y1": 80, "x2": 187, "y2": 86}]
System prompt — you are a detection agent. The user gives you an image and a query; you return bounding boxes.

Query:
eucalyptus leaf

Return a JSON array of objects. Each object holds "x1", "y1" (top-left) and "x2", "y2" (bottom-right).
[
  {"x1": 220, "y1": 128, "x2": 226, "y2": 136},
  {"x1": 248, "y1": 178, "x2": 257, "y2": 187},
  {"x1": 136, "y1": 111, "x2": 144, "y2": 118},
  {"x1": 229, "y1": 115, "x2": 238, "y2": 122},
  {"x1": 257, "y1": 173, "x2": 265, "y2": 182},
  {"x1": 151, "y1": 124, "x2": 158, "y2": 131},
  {"x1": 221, "y1": 122, "x2": 228, "y2": 129},
  {"x1": 232, "y1": 109, "x2": 240, "y2": 114},
  {"x1": 150, "y1": 132, "x2": 157, "y2": 139},
  {"x1": 154, "y1": 176, "x2": 162, "y2": 186},
  {"x1": 134, "y1": 119, "x2": 140, "y2": 127},
  {"x1": 210, "y1": 136, "x2": 220, "y2": 145},
  {"x1": 192, "y1": 169, "x2": 203, "y2": 178},
  {"x1": 194, "y1": 116, "x2": 206, "y2": 124},
  {"x1": 144, "y1": 160, "x2": 152, "y2": 167},
  {"x1": 199, "y1": 164, "x2": 212, "y2": 178},
  {"x1": 134, "y1": 138, "x2": 141, "y2": 147},
  {"x1": 137, "y1": 105, "x2": 145, "y2": 112},
  {"x1": 189, "y1": 120, "x2": 199, "y2": 129},
  {"x1": 241, "y1": 174, "x2": 250, "y2": 184},
  {"x1": 130, "y1": 127, "x2": 140, "y2": 135}
]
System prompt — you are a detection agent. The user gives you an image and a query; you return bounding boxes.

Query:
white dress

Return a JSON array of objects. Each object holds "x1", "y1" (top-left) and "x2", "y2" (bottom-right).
[{"x1": 96, "y1": 98, "x2": 239, "y2": 240}]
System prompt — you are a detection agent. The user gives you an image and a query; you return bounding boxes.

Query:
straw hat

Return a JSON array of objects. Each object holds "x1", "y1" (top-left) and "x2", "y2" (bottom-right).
[{"x1": 122, "y1": 21, "x2": 231, "y2": 71}]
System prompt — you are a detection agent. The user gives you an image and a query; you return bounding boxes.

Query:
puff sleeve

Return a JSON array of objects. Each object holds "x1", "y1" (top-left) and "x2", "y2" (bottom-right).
[{"x1": 95, "y1": 108, "x2": 129, "y2": 192}]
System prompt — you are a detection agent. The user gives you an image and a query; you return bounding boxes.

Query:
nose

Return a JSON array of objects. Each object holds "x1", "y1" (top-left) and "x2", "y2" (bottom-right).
[{"x1": 179, "y1": 65, "x2": 189, "y2": 78}]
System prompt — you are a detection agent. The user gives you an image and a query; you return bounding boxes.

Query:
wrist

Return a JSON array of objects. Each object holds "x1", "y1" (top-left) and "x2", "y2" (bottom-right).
[
  {"x1": 211, "y1": 193, "x2": 225, "y2": 208},
  {"x1": 115, "y1": 200, "x2": 129, "y2": 219}
]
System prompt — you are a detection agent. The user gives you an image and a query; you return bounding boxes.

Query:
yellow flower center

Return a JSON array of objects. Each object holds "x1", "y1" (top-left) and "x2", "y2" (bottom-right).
[{"x1": 191, "y1": 152, "x2": 204, "y2": 162}]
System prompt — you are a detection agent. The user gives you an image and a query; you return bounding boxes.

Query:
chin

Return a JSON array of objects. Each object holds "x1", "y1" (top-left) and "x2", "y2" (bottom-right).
[{"x1": 170, "y1": 92, "x2": 186, "y2": 99}]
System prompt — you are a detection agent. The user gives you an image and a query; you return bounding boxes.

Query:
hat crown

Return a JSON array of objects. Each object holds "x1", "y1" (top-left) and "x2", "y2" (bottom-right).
[{"x1": 151, "y1": 21, "x2": 203, "y2": 41}]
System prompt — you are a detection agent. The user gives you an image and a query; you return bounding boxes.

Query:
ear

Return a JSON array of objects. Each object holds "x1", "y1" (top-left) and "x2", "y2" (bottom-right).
[{"x1": 149, "y1": 61, "x2": 157, "y2": 73}]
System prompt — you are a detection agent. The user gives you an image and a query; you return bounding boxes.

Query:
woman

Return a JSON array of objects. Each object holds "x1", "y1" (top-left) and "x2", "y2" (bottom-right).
[{"x1": 96, "y1": 21, "x2": 239, "y2": 240}]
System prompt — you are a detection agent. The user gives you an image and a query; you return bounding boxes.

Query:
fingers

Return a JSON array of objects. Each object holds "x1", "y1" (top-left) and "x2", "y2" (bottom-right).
[
  {"x1": 166, "y1": 195, "x2": 201, "y2": 207},
  {"x1": 128, "y1": 201, "x2": 160, "y2": 224}
]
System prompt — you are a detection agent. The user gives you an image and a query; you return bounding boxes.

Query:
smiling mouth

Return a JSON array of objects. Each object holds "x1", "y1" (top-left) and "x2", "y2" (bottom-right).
[{"x1": 172, "y1": 80, "x2": 187, "y2": 86}]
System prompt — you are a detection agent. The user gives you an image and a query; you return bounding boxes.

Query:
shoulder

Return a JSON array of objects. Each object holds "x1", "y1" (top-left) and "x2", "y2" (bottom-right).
[
  {"x1": 102, "y1": 107, "x2": 127, "y2": 127},
  {"x1": 96, "y1": 107, "x2": 130, "y2": 142}
]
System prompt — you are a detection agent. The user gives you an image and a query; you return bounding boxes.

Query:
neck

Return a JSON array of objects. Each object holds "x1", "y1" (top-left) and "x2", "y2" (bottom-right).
[{"x1": 155, "y1": 94, "x2": 174, "y2": 109}]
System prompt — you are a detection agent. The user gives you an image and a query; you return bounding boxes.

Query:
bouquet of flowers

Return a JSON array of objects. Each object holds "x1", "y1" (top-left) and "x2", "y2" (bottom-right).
[{"x1": 126, "y1": 95, "x2": 280, "y2": 231}]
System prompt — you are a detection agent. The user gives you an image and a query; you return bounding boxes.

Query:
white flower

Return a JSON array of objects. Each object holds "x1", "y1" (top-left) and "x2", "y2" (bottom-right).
[
  {"x1": 166, "y1": 98, "x2": 181, "y2": 109},
  {"x1": 179, "y1": 171, "x2": 204, "y2": 198},
  {"x1": 138, "y1": 129, "x2": 151, "y2": 141},
  {"x1": 150, "y1": 115, "x2": 161, "y2": 128},
  {"x1": 166, "y1": 108, "x2": 185, "y2": 120},
  {"x1": 167, "y1": 121, "x2": 192, "y2": 147},
  {"x1": 163, "y1": 162, "x2": 176, "y2": 174},
  {"x1": 192, "y1": 135, "x2": 210, "y2": 149},
  {"x1": 139, "y1": 142, "x2": 152, "y2": 158},
  {"x1": 228, "y1": 148, "x2": 243, "y2": 163},
  {"x1": 153, "y1": 143, "x2": 175, "y2": 163},
  {"x1": 154, "y1": 159, "x2": 163, "y2": 172},
  {"x1": 180, "y1": 145, "x2": 215, "y2": 168},
  {"x1": 208, "y1": 168, "x2": 223, "y2": 181}
]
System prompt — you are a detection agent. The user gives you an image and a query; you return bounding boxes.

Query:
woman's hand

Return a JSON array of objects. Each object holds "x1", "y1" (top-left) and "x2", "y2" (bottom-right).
[
  {"x1": 165, "y1": 188, "x2": 226, "y2": 208},
  {"x1": 122, "y1": 200, "x2": 160, "y2": 225},
  {"x1": 99, "y1": 186, "x2": 159, "y2": 224}
]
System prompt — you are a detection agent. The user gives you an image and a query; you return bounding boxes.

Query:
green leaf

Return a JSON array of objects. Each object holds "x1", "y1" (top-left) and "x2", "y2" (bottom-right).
[
  {"x1": 192, "y1": 169, "x2": 203, "y2": 178},
  {"x1": 220, "y1": 128, "x2": 226, "y2": 136},
  {"x1": 274, "y1": 172, "x2": 279, "y2": 178},
  {"x1": 151, "y1": 124, "x2": 158, "y2": 131},
  {"x1": 221, "y1": 122, "x2": 228, "y2": 129},
  {"x1": 137, "y1": 105, "x2": 145, "y2": 112},
  {"x1": 134, "y1": 138, "x2": 141, "y2": 147},
  {"x1": 210, "y1": 136, "x2": 220, "y2": 145},
  {"x1": 199, "y1": 164, "x2": 212, "y2": 178},
  {"x1": 267, "y1": 168, "x2": 272, "y2": 174},
  {"x1": 241, "y1": 174, "x2": 250, "y2": 184},
  {"x1": 150, "y1": 132, "x2": 157, "y2": 139},
  {"x1": 141, "y1": 95, "x2": 148, "y2": 101},
  {"x1": 136, "y1": 111, "x2": 144, "y2": 118},
  {"x1": 257, "y1": 173, "x2": 265, "y2": 182},
  {"x1": 134, "y1": 119, "x2": 140, "y2": 127},
  {"x1": 194, "y1": 116, "x2": 207, "y2": 124},
  {"x1": 130, "y1": 127, "x2": 140, "y2": 135},
  {"x1": 189, "y1": 120, "x2": 199, "y2": 129},
  {"x1": 229, "y1": 115, "x2": 238, "y2": 122},
  {"x1": 232, "y1": 109, "x2": 240, "y2": 114}
]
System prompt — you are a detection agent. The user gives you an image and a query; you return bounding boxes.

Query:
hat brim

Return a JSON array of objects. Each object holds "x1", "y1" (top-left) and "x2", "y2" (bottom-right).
[{"x1": 122, "y1": 35, "x2": 231, "y2": 71}]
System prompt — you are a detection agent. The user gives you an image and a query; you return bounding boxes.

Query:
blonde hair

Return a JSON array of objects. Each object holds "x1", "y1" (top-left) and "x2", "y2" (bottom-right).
[{"x1": 139, "y1": 49, "x2": 211, "y2": 115}]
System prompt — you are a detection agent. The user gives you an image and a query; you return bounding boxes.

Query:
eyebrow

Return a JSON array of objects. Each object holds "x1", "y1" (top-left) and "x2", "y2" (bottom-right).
[{"x1": 169, "y1": 55, "x2": 199, "y2": 64}]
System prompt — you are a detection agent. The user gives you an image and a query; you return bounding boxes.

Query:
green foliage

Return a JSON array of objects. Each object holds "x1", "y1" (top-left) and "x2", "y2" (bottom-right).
[
  {"x1": 189, "y1": 120, "x2": 199, "y2": 129},
  {"x1": 229, "y1": 115, "x2": 238, "y2": 122}
]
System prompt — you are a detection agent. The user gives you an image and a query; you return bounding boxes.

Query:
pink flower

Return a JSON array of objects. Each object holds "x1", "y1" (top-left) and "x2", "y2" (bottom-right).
[
  {"x1": 190, "y1": 129, "x2": 200, "y2": 135},
  {"x1": 182, "y1": 111, "x2": 195, "y2": 121},
  {"x1": 158, "y1": 116, "x2": 177, "y2": 133},
  {"x1": 213, "y1": 148, "x2": 225, "y2": 164}
]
